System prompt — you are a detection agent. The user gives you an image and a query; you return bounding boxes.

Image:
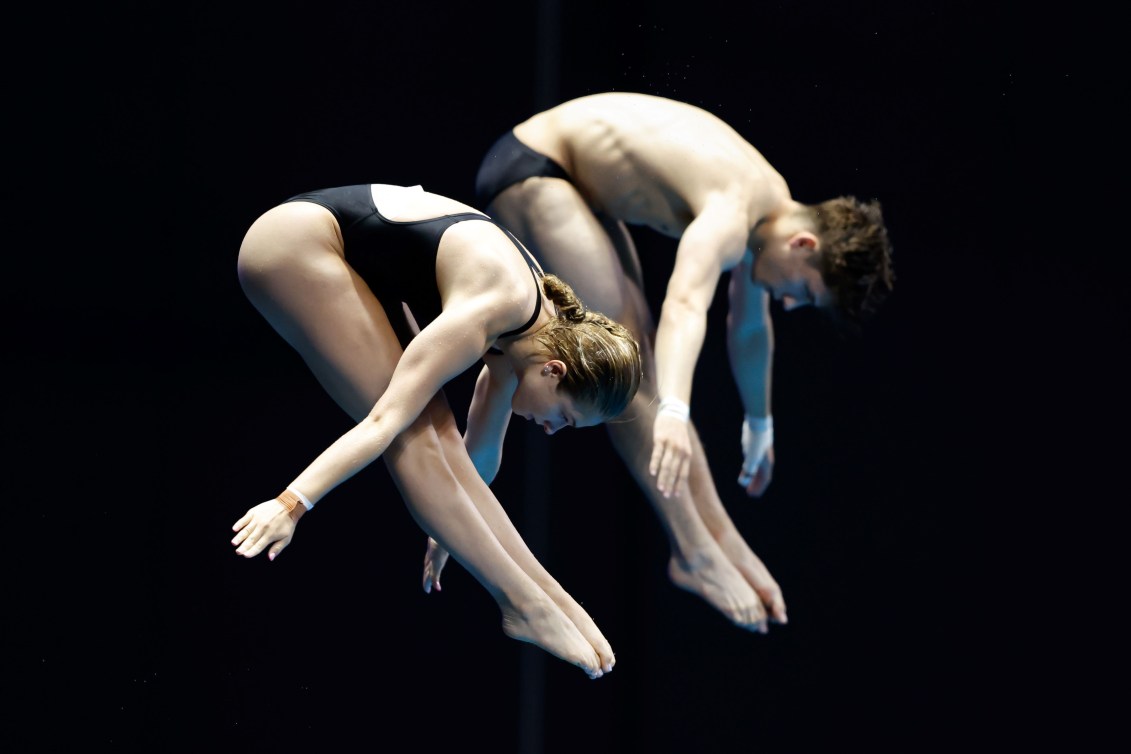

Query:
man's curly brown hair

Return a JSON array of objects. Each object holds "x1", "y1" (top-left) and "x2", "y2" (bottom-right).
[{"x1": 808, "y1": 196, "x2": 895, "y2": 331}]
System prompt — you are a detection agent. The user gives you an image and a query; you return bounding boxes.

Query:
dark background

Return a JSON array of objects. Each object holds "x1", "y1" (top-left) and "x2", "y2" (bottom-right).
[{"x1": 19, "y1": 1, "x2": 1102, "y2": 752}]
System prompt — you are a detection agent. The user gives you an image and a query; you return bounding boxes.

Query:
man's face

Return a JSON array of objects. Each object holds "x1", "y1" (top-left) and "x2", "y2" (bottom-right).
[{"x1": 754, "y1": 243, "x2": 831, "y2": 311}]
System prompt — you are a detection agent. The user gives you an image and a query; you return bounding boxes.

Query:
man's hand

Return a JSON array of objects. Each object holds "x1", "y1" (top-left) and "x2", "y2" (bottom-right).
[
  {"x1": 650, "y1": 398, "x2": 692, "y2": 497},
  {"x1": 738, "y1": 415, "x2": 775, "y2": 497}
]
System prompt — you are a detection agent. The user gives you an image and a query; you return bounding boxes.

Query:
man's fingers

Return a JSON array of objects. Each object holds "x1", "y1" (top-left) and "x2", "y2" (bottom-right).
[
  {"x1": 673, "y1": 456, "x2": 691, "y2": 496},
  {"x1": 648, "y1": 441, "x2": 664, "y2": 476},
  {"x1": 659, "y1": 452, "x2": 676, "y2": 496}
]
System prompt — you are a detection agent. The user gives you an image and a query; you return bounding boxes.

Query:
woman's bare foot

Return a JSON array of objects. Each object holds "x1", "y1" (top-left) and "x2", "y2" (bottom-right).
[
  {"x1": 536, "y1": 585, "x2": 616, "y2": 675},
  {"x1": 422, "y1": 538, "x2": 615, "y2": 676},
  {"x1": 498, "y1": 594, "x2": 612, "y2": 679},
  {"x1": 667, "y1": 542, "x2": 771, "y2": 633}
]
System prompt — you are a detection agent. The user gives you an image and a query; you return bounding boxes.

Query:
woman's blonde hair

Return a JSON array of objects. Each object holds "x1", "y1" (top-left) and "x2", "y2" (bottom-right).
[{"x1": 535, "y1": 274, "x2": 642, "y2": 420}]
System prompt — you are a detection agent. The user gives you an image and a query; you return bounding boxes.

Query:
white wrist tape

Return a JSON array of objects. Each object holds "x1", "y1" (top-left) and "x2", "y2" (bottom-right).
[
  {"x1": 740, "y1": 414, "x2": 774, "y2": 475},
  {"x1": 658, "y1": 397, "x2": 690, "y2": 422},
  {"x1": 287, "y1": 486, "x2": 315, "y2": 511},
  {"x1": 744, "y1": 414, "x2": 773, "y2": 433}
]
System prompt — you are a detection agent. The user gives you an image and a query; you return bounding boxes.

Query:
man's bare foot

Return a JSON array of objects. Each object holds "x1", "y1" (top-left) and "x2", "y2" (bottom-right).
[
  {"x1": 715, "y1": 528, "x2": 788, "y2": 625},
  {"x1": 499, "y1": 595, "x2": 612, "y2": 679},
  {"x1": 667, "y1": 545, "x2": 771, "y2": 633}
]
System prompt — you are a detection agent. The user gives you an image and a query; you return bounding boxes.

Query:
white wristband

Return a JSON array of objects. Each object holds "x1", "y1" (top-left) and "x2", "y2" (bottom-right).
[
  {"x1": 744, "y1": 414, "x2": 773, "y2": 433},
  {"x1": 658, "y1": 397, "x2": 690, "y2": 422},
  {"x1": 287, "y1": 486, "x2": 315, "y2": 511},
  {"x1": 739, "y1": 414, "x2": 774, "y2": 483}
]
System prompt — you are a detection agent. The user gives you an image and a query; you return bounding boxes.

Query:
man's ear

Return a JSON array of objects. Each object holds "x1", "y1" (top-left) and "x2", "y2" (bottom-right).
[{"x1": 788, "y1": 231, "x2": 819, "y2": 253}]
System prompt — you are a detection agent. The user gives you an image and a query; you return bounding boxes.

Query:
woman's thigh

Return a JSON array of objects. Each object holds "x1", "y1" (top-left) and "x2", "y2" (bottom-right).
[{"x1": 237, "y1": 201, "x2": 404, "y2": 422}]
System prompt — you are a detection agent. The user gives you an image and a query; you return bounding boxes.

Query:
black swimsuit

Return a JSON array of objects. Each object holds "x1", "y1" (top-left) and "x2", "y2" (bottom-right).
[
  {"x1": 475, "y1": 130, "x2": 573, "y2": 208},
  {"x1": 284, "y1": 185, "x2": 543, "y2": 348}
]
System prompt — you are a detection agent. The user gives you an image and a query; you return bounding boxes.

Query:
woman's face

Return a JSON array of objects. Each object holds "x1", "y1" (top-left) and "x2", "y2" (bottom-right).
[{"x1": 511, "y1": 361, "x2": 602, "y2": 435}]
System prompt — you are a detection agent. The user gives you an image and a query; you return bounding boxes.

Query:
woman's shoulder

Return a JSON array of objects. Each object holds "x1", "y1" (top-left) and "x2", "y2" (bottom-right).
[
  {"x1": 441, "y1": 219, "x2": 532, "y2": 283},
  {"x1": 437, "y1": 221, "x2": 545, "y2": 333}
]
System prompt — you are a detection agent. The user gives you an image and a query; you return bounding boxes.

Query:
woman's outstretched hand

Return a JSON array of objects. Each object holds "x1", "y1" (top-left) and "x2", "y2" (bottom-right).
[
  {"x1": 422, "y1": 536, "x2": 450, "y2": 593},
  {"x1": 231, "y1": 499, "x2": 304, "y2": 561}
]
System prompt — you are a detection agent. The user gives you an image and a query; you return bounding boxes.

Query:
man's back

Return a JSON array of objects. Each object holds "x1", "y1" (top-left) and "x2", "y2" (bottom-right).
[{"x1": 515, "y1": 92, "x2": 789, "y2": 237}]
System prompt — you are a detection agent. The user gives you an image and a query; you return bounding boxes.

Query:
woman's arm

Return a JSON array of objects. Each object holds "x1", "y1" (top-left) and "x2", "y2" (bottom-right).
[
  {"x1": 422, "y1": 359, "x2": 516, "y2": 593},
  {"x1": 288, "y1": 301, "x2": 496, "y2": 504},
  {"x1": 233, "y1": 297, "x2": 502, "y2": 560},
  {"x1": 463, "y1": 361, "x2": 518, "y2": 485}
]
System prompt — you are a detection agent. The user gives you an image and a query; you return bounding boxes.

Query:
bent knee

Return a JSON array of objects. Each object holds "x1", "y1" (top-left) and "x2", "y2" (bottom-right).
[{"x1": 490, "y1": 178, "x2": 587, "y2": 233}]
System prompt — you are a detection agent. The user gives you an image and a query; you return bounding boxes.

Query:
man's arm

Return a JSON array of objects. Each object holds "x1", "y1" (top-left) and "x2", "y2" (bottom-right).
[
  {"x1": 727, "y1": 251, "x2": 776, "y2": 496},
  {"x1": 649, "y1": 204, "x2": 749, "y2": 497},
  {"x1": 726, "y1": 249, "x2": 772, "y2": 417}
]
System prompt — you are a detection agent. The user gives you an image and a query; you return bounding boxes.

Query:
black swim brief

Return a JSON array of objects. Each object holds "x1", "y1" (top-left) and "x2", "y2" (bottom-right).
[{"x1": 475, "y1": 130, "x2": 572, "y2": 207}]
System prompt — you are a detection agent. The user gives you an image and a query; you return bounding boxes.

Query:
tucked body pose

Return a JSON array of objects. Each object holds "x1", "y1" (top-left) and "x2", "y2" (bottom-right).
[
  {"x1": 422, "y1": 92, "x2": 894, "y2": 632},
  {"x1": 233, "y1": 183, "x2": 641, "y2": 679}
]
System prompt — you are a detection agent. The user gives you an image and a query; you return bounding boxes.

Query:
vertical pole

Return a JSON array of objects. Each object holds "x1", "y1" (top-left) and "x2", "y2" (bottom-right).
[{"x1": 518, "y1": 2, "x2": 561, "y2": 753}]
